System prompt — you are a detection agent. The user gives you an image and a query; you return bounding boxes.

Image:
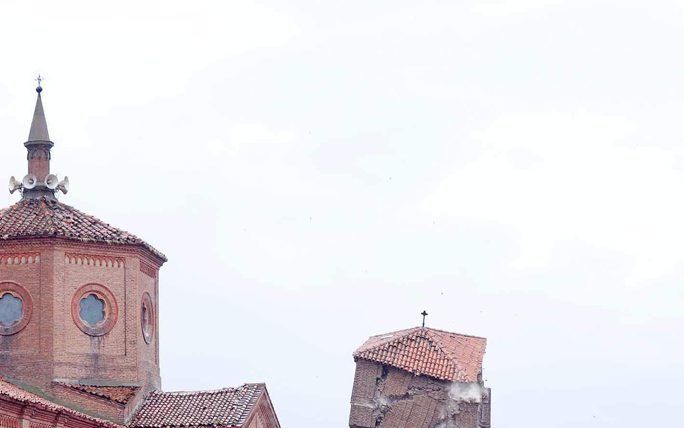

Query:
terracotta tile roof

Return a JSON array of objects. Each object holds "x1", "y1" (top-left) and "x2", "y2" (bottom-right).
[
  {"x1": 130, "y1": 384, "x2": 264, "y2": 428},
  {"x1": 0, "y1": 197, "x2": 166, "y2": 261},
  {"x1": 0, "y1": 378, "x2": 123, "y2": 428},
  {"x1": 55, "y1": 382, "x2": 139, "y2": 405},
  {"x1": 353, "y1": 327, "x2": 487, "y2": 382}
]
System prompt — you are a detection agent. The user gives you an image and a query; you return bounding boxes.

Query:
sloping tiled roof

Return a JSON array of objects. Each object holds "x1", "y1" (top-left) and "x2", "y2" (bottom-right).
[
  {"x1": 55, "y1": 382, "x2": 139, "y2": 405},
  {"x1": 0, "y1": 197, "x2": 166, "y2": 261},
  {"x1": 130, "y1": 384, "x2": 264, "y2": 428},
  {"x1": 353, "y1": 327, "x2": 487, "y2": 382},
  {"x1": 0, "y1": 378, "x2": 123, "y2": 428}
]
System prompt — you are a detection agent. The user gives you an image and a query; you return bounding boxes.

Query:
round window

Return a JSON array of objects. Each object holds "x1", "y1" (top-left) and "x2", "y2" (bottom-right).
[
  {"x1": 140, "y1": 292, "x2": 154, "y2": 344},
  {"x1": 0, "y1": 282, "x2": 32, "y2": 336},
  {"x1": 80, "y1": 294, "x2": 106, "y2": 326},
  {"x1": 71, "y1": 284, "x2": 118, "y2": 336},
  {"x1": 0, "y1": 293, "x2": 22, "y2": 326}
]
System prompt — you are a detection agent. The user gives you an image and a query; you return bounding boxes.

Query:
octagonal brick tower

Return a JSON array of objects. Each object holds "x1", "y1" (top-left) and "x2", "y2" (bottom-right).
[{"x1": 0, "y1": 85, "x2": 166, "y2": 423}]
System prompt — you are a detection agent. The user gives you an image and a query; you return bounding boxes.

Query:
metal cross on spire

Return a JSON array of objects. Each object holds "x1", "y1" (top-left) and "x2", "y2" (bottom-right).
[
  {"x1": 35, "y1": 75, "x2": 44, "y2": 93},
  {"x1": 421, "y1": 310, "x2": 428, "y2": 328}
]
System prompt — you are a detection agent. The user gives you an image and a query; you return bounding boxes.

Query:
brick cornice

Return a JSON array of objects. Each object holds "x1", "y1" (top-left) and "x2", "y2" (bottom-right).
[
  {"x1": 0, "y1": 238, "x2": 165, "y2": 268},
  {"x1": 0, "y1": 253, "x2": 40, "y2": 265},
  {"x1": 139, "y1": 262, "x2": 157, "y2": 279},
  {"x1": 65, "y1": 253, "x2": 125, "y2": 269}
]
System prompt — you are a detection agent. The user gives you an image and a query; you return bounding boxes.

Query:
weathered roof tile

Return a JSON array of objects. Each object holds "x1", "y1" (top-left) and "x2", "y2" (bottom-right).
[
  {"x1": 0, "y1": 197, "x2": 165, "y2": 261},
  {"x1": 0, "y1": 378, "x2": 123, "y2": 428},
  {"x1": 55, "y1": 382, "x2": 139, "y2": 405},
  {"x1": 130, "y1": 384, "x2": 264, "y2": 428}
]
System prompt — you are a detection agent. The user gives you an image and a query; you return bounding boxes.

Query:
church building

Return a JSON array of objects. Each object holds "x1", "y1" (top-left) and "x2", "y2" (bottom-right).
[
  {"x1": 0, "y1": 84, "x2": 281, "y2": 428},
  {"x1": 349, "y1": 326, "x2": 491, "y2": 428}
]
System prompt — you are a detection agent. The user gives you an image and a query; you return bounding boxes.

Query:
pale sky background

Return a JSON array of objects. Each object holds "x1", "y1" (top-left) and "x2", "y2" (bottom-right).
[{"x1": 0, "y1": 1, "x2": 682, "y2": 426}]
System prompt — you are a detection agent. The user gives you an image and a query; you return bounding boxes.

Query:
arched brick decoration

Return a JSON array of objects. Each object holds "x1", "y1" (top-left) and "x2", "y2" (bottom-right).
[
  {"x1": 0, "y1": 281, "x2": 33, "y2": 336},
  {"x1": 71, "y1": 283, "x2": 118, "y2": 337}
]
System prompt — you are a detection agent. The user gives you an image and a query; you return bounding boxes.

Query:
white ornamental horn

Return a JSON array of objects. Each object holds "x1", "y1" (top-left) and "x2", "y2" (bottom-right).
[
  {"x1": 8, "y1": 176, "x2": 21, "y2": 194},
  {"x1": 45, "y1": 174, "x2": 59, "y2": 190},
  {"x1": 57, "y1": 176, "x2": 69, "y2": 194},
  {"x1": 22, "y1": 174, "x2": 37, "y2": 190}
]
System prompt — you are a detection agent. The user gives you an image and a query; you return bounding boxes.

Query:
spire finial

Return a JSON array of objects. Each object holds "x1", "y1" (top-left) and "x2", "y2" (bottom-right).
[
  {"x1": 35, "y1": 75, "x2": 43, "y2": 93},
  {"x1": 421, "y1": 310, "x2": 428, "y2": 328}
]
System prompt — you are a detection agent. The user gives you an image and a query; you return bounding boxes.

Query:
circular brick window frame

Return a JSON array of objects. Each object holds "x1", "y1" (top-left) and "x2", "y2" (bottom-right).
[
  {"x1": 71, "y1": 284, "x2": 118, "y2": 337},
  {"x1": 0, "y1": 281, "x2": 33, "y2": 336},
  {"x1": 140, "y1": 292, "x2": 154, "y2": 344}
]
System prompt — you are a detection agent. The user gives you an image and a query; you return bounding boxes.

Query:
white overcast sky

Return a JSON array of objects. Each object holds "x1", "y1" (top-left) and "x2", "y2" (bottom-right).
[{"x1": 1, "y1": 1, "x2": 683, "y2": 426}]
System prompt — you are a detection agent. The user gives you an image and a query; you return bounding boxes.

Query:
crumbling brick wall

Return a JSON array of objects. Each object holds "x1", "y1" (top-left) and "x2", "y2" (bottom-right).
[{"x1": 349, "y1": 360, "x2": 491, "y2": 428}]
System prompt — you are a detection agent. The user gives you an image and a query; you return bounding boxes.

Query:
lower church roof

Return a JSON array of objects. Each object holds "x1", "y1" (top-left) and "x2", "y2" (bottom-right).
[
  {"x1": 0, "y1": 379, "x2": 270, "y2": 428},
  {"x1": 0, "y1": 378, "x2": 122, "y2": 428},
  {"x1": 130, "y1": 384, "x2": 265, "y2": 428}
]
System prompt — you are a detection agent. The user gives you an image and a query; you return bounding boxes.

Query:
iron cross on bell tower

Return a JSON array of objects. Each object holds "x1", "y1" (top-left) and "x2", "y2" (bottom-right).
[{"x1": 421, "y1": 310, "x2": 428, "y2": 328}]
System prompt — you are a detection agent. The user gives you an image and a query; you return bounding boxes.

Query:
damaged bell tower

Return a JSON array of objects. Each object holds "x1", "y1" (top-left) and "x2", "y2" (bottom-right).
[{"x1": 348, "y1": 326, "x2": 491, "y2": 428}]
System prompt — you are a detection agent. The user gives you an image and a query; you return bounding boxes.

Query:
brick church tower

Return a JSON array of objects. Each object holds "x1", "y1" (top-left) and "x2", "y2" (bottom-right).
[
  {"x1": 0, "y1": 83, "x2": 281, "y2": 428},
  {"x1": 0, "y1": 83, "x2": 165, "y2": 422}
]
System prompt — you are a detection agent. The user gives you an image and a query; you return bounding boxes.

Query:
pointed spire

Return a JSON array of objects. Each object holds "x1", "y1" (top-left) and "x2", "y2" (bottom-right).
[
  {"x1": 21, "y1": 78, "x2": 57, "y2": 200},
  {"x1": 28, "y1": 84, "x2": 50, "y2": 142}
]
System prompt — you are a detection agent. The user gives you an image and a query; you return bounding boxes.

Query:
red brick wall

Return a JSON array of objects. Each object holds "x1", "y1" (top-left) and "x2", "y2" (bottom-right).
[
  {"x1": 56, "y1": 251, "x2": 128, "y2": 370},
  {"x1": 50, "y1": 384, "x2": 125, "y2": 422},
  {"x1": 245, "y1": 392, "x2": 280, "y2": 428},
  {"x1": 135, "y1": 260, "x2": 160, "y2": 394},
  {"x1": 0, "y1": 248, "x2": 51, "y2": 385},
  {"x1": 0, "y1": 395, "x2": 120, "y2": 428},
  {"x1": 349, "y1": 360, "x2": 488, "y2": 428},
  {"x1": 0, "y1": 239, "x2": 164, "y2": 423}
]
